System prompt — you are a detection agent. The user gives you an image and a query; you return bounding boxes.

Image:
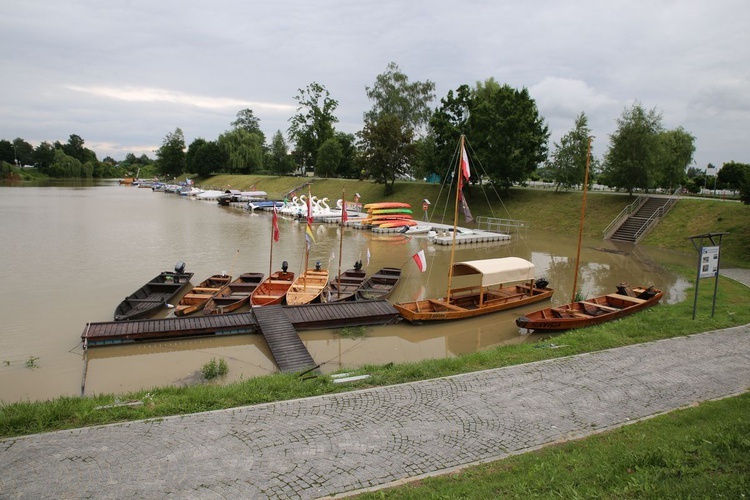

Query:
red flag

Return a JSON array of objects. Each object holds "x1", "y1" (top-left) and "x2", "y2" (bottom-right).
[
  {"x1": 272, "y1": 206, "x2": 280, "y2": 242},
  {"x1": 341, "y1": 198, "x2": 348, "y2": 224},
  {"x1": 306, "y1": 195, "x2": 313, "y2": 226}
]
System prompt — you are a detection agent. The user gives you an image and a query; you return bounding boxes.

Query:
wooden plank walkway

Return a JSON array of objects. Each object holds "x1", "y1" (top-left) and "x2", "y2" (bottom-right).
[
  {"x1": 253, "y1": 305, "x2": 317, "y2": 373},
  {"x1": 81, "y1": 300, "x2": 400, "y2": 347},
  {"x1": 283, "y1": 300, "x2": 400, "y2": 330},
  {"x1": 82, "y1": 312, "x2": 259, "y2": 347}
]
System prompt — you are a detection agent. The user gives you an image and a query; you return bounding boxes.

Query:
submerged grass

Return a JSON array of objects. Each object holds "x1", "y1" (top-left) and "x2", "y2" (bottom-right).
[{"x1": 1, "y1": 270, "x2": 748, "y2": 439}]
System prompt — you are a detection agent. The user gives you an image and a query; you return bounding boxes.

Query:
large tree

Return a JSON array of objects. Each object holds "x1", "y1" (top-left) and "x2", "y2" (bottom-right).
[
  {"x1": 61, "y1": 134, "x2": 97, "y2": 164},
  {"x1": 218, "y1": 128, "x2": 264, "y2": 173},
  {"x1": 655, "y1": 126, "x2": 695, "y2": 192},
  {"x1": 288, "y1": 82, "x2": 338, "y2": 171},
  {"x1": 466, "y1": 79, "x2": 549, "y2": 189},
  {"x1": 187, "y1": 138, "x2": 227, "y2": 177},
  {"x1": 357, "y1": 114, "x2": 416, "y2": 195},
  {"x1": 156, "y1": 128, "x2": 186, "y2": 178},
  {"x1": 267, "y1": 130, "x2": 296, "y2": 176},
  {"x1": 429, "y1": 84, "x2": 472, "y2": 172},
  {"x1": 546, "y1": 112, "x2": 594, "y2": 191},
  {"x1": 231, "y1": 108, "x2": 266, "y2": 145},
  {"x1": 718, "y1": 161, "x2": 750, "y2": 192},
  {"x1": 316, "y1": 137, "x2": 343, "y2": 178},
  {"x1": 602, "y1": 102, "x2": 663, "y2": 194}
]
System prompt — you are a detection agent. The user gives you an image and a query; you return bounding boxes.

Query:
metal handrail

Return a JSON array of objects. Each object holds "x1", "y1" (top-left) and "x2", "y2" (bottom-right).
[
  {"x1": 602, "y1": 196, "x2": 645, "y2": 238},
  {"x1": 632, "y1": 187, "x2": 682, "y2": 243}
]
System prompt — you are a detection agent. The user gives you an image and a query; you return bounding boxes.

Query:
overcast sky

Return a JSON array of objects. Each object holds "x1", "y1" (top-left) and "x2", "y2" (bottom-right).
[{"x1": 1, "y1": 1, "x2": 748, "y2": 169}]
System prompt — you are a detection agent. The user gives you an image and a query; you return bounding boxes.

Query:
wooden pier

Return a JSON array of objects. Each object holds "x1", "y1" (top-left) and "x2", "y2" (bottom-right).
[{"x1": 82, "y1": 300, "x2": 399, "y2": 373}]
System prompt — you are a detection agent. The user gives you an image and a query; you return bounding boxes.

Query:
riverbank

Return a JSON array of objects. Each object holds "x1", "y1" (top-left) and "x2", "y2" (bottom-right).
[{"x1": 197, "y1": 175, "x2": 750, "y2": 267}]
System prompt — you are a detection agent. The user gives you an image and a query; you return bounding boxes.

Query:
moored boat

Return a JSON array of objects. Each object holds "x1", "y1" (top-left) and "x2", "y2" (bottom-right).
[
  {"x1": 324, "y1": 262, "x2": 366, "y2": 302},
  {"x1": 250, "y1": 264, "x2": 295, "y2": 306},
  {"x1": 356, "y1": 267, "x2": 402, "y2": 301},
  {"x1": 286, "y1": 264, "x2": 329, "y2": 305},
  {"x1": 173, "y1": 274, "x2": 232, "y2": 316},
  {"x1": 516, "y1": 284, "x2": 663, "y2": 331},
  {"x1": 114, "y1": 262, "x2": 193, "y2": 321},
  {"x1": 203, "y1": 272, "x2": 264, "y2": 314},
  {"x1": 394, "y1": 257, "x2": 553, "y2": 322}
]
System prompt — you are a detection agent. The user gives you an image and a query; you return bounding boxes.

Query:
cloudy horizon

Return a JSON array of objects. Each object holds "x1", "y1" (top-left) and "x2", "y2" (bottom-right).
[{"x1": 2, "y1": 0, "x2": 748, "y2": 169}]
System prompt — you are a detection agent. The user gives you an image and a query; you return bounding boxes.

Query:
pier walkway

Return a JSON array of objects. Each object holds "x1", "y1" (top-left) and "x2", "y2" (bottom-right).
[{"x1": 2, "y1": 270, "x2": 748, "y2": 499}]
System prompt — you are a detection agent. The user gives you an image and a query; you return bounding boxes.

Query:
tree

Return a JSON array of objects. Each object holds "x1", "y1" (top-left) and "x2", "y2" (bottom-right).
[
  {"x1": 364, "y1": 61, "x2": 436, "y2": 135},
  {"x1": 48, "y1": 149, "x2": 82, "y2": 177},
  {"x1": 267, "y1": 130, "x2": 296, "y2": 176},
  {"x1": 187, "y1": 138, "x2": 227, "y2": 177},
  {"x1": 156, "y1": 128, "x2": 186, "y2": 178},
  {"x1": 316, "y1": 138, "x2": 343, "y2": 178},
  {"x1": 0, "y1": 139, "x2": 13, "y2": 164},
  {"x1": 33, "y1": 142, "x2": 55, "y2": 173},
  {"x1": 61, "y1": 134, "x2": 97, "y2": 164},
  {"x1": 466, "y1": 79, "x2": 549, "y2": 189},
  {"x1": 231, "y1": 108, "x2": 265, "y2": 145},
  {"x1": 602, "y1": 102, "x2": 663, "y2": 194},
  {"x1": 218, "y1": 128, "x2": 264, "y2": 173},
  {"x1": 333, "y1": 132, "x2": 358, "y2": 178},
  {"x1": 718, "y1": 161, "x2": 750, "y2": 192},
  {"x1": 361, "y1": 62, "x2": 435, "y2": 183},
  {"x1": 288, "y1": 82, "x2": 338, "y2": 171},
  {"x1": 545, "y1": 112, "x2": 594, "y2": 190},
  {"x1": 357, "y1": 114, "x2": 416, "y2": 195},
  {"x1": 429, "y1": 84, "x2": 472, "y2": 173},
  {"x1": 11, "y1": 138, "x2": 34, "y2": 167},
  {"x1": 655, "y1": 127, "x2": 695, "y2": 192}
]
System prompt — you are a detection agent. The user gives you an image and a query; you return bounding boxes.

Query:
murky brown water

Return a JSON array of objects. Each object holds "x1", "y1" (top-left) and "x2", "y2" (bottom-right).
[{"x1": 0, "y1": 182, "x2": 693, "y2": 402}]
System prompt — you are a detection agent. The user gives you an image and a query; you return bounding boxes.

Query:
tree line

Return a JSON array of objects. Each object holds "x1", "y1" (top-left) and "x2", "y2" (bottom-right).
[{"x1": 3, "y1": 61, "x2": 749, "y2": 203}]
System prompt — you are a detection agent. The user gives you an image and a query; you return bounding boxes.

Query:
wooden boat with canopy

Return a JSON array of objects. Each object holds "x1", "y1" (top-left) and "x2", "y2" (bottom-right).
[
  {"x1": 516, "y1": 284, "x2": 662, "y2": 331},
  {"x1": 394, "y1": 257, "x2": 553, "y2": 322}
]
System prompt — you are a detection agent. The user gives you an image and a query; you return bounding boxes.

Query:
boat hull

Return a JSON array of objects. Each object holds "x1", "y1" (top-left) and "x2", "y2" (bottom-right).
[
  {"x1": 355, "y1": 267, "x2": 402, "y2": 301},
  {"x1": 324, "y1": 269, "x2": 367, "y2": 303},
  {"x1": 516, "y1": 286, "x2": 663, "y2": 331},
  {"x1": 174, "y1": 274, "x2": 232, "y2": 316},
  {"x1": 114, "y1": 271, "x2": 194, "y2": 321},
  {"x1": 286, "y1": 269, "x2": 330, "y2": 305},
  {"x1": 250, "y1": 271, "x2": 295, "y2": 306},
  {"x1": 203, "y1": 272, "x2": 264, "y2": 315},
  {"x1": 395, "y1": 285, "x2": 553, "y2": 322}
]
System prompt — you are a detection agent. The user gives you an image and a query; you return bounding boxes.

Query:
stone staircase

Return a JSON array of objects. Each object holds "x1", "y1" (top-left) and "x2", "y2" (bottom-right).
[{"x1": 606, "y1": 195, "x2": 678, "y2": 243}]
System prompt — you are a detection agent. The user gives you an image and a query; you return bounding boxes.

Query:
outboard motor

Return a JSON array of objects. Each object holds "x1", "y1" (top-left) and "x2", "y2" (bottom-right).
[
  {"x1": 281, "y1": 261, "x2": 289, "y2": 273},
  {"x1": 315, "y1": 261, "x2": 322, "y2": 271},
  {"x1": 174, "y1": 261, "x2": 186, "y2": 275},
  {"x1": 534, "y1": 277, "x2": 549, "y2": 290}
]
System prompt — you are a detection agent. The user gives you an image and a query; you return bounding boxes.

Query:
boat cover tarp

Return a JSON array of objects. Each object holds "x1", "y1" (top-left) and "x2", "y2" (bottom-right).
[{"x1": 451, "y1": 257, "x2": 535, "y2": 287}]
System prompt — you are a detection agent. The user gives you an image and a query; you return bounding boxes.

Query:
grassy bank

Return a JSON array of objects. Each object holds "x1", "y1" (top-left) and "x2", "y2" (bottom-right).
[
  {"x1": 198, "y1": 175, "x2": 750, "y2": 266},
  {"x1": 2, "y1": 269, "x2": 748, "y2": 439}
]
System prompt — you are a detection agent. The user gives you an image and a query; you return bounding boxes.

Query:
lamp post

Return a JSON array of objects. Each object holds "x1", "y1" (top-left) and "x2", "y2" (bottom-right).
[{"x1": 12, "y1": 142, "x2": 18, "y2": 167}]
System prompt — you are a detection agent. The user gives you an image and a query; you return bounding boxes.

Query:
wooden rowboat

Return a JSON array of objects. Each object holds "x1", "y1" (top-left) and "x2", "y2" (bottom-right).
[
  {"x1": 173, "y1": 274, "x2": 232, "y2": 316},
  {"x1": 285, "y1": 268, "x2": 330, "y2": 305},
  {"x1": 202, "y1": 272, "x2": 264, "y2": 315},
  {"x1": 394, "y1": 257, "x2": 553, "y2": 323},
  {"x1": 114, "y1": 263, "x2": 194, "y2": 321},
  {"x1": 355, "y1": 267, "x2": 402, "y2": 301},
  {"x1": 324, "y1": 266, "x2": 367, "y2": 303},
  {"x1": 250, "y1": 269, "x2": 295, "y2": 306},
  {"x1": 515, "y1": 284, "x2": 663, "y2": 332}
]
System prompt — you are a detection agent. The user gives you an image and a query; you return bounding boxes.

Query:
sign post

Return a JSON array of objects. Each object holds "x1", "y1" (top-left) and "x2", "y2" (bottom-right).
[{"x1": 687, "y1": 232, "x2": 728, "y2": 319}]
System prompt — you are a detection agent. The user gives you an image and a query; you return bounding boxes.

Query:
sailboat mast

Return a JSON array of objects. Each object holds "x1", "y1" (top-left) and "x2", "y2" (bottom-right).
[
  {"x1": 337, "y1": 188, "x2": 345, "y2": 297},
  {"x1": 446, "y1": 135, "x2": 464, "y2": 301},
  {"x1": 571, "y1": 136, "x2": 593, "y2": 301}
]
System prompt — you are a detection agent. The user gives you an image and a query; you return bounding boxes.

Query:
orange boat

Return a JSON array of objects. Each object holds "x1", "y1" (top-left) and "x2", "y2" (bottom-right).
[{"x1": 251, "y1": 265, "x2": 295, "y2": 306}]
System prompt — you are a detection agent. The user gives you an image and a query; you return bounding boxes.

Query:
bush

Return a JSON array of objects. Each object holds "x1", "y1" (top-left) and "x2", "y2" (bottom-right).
[{"x1": 201, "y1": 358, "x2": 228, "y2": 380}]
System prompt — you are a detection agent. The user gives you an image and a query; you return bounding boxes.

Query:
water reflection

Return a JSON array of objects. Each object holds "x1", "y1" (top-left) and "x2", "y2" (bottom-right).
[{"x1": 0, "y1": 183, "x2": 693, "y2": 402}]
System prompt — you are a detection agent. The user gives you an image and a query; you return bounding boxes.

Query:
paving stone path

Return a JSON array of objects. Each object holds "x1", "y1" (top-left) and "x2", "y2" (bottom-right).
[{"x1": 1, "y1": 270, "x2": 749, "y2": 499}]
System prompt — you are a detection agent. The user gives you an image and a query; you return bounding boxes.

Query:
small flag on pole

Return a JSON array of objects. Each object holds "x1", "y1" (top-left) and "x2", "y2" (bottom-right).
[
  {"x1": 341, "y1": 198, "x2": 348, "y2": 224},
  {"x1": 460, "y1": 143, "x2": 471, "y2": 182},
  {"x1": 412, "y1": 249, "x2": 427, "y2": 273},
  {"x1": 272, "y1": 206, "x2": 280, "y2": 242}
]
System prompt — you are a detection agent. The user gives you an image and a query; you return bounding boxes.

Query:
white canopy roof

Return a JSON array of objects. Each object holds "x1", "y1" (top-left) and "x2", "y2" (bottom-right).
[{"x1": 451, "y1": 257, "x2": 536, "y2": 287}]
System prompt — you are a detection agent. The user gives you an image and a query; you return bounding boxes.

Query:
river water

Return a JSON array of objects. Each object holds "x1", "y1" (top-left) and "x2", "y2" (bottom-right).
[{"x1": 0, "y1": 181, "x2": 693, "y2": 402}]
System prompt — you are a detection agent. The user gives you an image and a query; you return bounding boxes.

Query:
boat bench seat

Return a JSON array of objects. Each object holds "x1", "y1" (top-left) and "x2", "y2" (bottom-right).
[
  {"x1": 192, "y1": 287, "x2": 222, "y2": 293},
  {"x1": 252, "y1": 294, "x2": 278, "y2": 300},
  {"x1": 606, "y1": 294, "x2": 646, "y2": 304},
  {"x1": 182, "y1": 293, "x2": 211, "y2": 301},
  {"x1": 580, "y1": 301, "x2": 620, "y2": 312}
]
